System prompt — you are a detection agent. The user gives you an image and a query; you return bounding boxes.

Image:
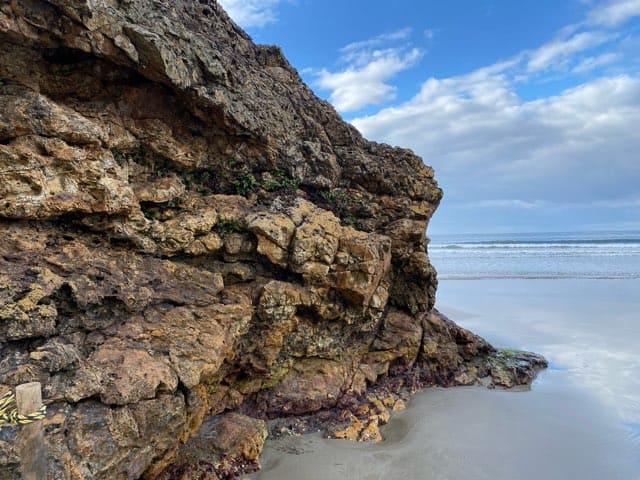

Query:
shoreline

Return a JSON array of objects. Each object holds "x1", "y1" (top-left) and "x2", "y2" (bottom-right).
[
  {"x1": 157, "y1": 302, "x2": 547, "y2": 479},
  {"x1": 251, "y1": 381, "x2": 638, "y2": 480},
  {"x1": 247, "y1": 278, "x2": 640, "y2": 480}
]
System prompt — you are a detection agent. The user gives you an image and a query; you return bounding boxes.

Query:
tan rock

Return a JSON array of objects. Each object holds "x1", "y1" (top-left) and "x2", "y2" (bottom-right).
[
  {"x1": 0, "y1": 134, "x2": 135, "y2": 219},
  {"x1": 255, "y1": 236, "x2": 288, "y2": 267},
  {"x1": 223, "y1": 232, "x2": 245, "y2": 255},
  {"x1": 132, "y1": 175, "x2": 185, "y2": 203},
  {"x1": 0, "y1": 267, "x2": 63, "y2": 340},
  {"x1": 359, "y1": 419, "x2": 383, "y2": 443},
  {"x1": 258, "y1": 280, "x2": 309, "y2": 321},
  {"x1": 289, "y1": 201, "x2": 342, "y2": 272},
  {"x1": 259, "y1": 358, "x2": 346, "y2": 415},
  {"x1": 247, "y1": 211, "x2": 296, "y2": 250},
  {"x1": 207, "y1": 413, "x2": 268, "y2": 462},
  {"x1": 163, "y1": 412, "x2": 267, "y2": 478},
  {"x1": 372, "y1": 310, "x2": 423, "y2": 367},
  {"x1": 135, "y1": 302, "x2": 252, "y2": 388},
  {"x1": 392, "y1": 399, "x2": 407, "y2": 412},
  {"x1": 87, "y1": 347, "x2": 178, "y2": 405},
  {"x1": 200, "y1": 232, "x2": 224, "y2": 252},
  {"x1": 329, "y1": 231, "x2": 392, "y2": 306},
  {"x1": 326, "y1": 413, "x2": 363, "y2": 441}
]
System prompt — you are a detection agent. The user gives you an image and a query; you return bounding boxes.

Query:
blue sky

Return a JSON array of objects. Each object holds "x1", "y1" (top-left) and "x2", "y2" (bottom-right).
[{"x1": 218, "y1": 0, "x2": 640, "y2": 234}]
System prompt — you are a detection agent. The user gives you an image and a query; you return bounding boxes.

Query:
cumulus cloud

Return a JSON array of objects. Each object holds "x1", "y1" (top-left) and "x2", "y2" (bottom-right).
[
  {"x1": 217, "y1": 0, "x2": 284, "y2": 28},
  {"x1": 331, "y1": 0, "x2": 640, "y2": 232},
  {"x1": 314, "y1": 29, "x2": 423, "y2": 112},
  {"x1": 317, "y1": 48, "x2": 422, "y2": 112},
  {"x1": 353, "y1": 74, "x2": 640, "y2": 206}
]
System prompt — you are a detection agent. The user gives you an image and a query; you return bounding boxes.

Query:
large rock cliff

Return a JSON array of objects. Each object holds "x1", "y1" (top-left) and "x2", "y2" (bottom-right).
[{"x1": 0, "y1": 1, "x2": 546, "y2": 478}]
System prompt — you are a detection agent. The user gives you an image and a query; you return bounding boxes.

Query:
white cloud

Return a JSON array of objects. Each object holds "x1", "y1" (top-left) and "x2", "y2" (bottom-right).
[
  {"x1": 587, "y1": 0, "x2": 640, "y2": 26},
  {"x1": 340, "y1": 28, "x2": 413, "y2": 64},
  {"x1": 471, "y1": 199, "x2": 548, "y2": 209},
  {"x1": 308, "y1": 0, "x2": 639, "y2": 231},
  {"x1": 571, "y1": 52, "x2": 621, "y2": 73},
  {"x1": 217, "y1": 0, "x2": 284, "y2": 28},
  {"x1": 469, "y1": 196, "x2": 640, "y2": 211},
  {"x1": 424, "y1": 28, "x2": 438, "y2": 40},
  {"x1": 526, "y1": 31, "x2": 616, "y2": 72},
  {"x1": 352, "y1": 74, "x2": 640, "y2": 204},
  {"x1": 312, "y1": 29, "x2": 424, "y2": 112},
  {"x1": 590, "y1": 196, "x2": 640, "y2": 208},
  {"x1": 317, "y1": 47, "x2": 422, "y2": 112},
  {"x1": 341, "y1": 1, "x2": 640, "y2": 216}
]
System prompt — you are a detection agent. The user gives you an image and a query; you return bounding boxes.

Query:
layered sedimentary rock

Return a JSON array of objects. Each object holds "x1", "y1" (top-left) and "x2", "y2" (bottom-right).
[{"x1": 0, "y1": 1, "x2": 545, "y2": 478}]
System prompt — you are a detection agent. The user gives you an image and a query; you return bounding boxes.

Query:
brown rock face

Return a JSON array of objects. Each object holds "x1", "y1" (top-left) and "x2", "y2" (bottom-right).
[{"x1": 0, "y1": 1, "x2": 545, "y2": 479}]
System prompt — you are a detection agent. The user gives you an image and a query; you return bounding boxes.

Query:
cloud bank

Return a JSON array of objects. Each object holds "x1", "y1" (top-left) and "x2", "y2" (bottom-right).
[{"x1": 339, "y1": 0, "x2": 640, "y2": 231}]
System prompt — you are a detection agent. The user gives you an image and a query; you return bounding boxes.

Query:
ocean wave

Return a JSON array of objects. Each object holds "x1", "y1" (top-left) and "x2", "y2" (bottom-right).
[
  {"x1": 429, "y1": 232, "x2": 640, "y2": 279},
  {"x1": 431, "y1": 250, "x2": 640, "y2": 258},
  {"x1": 430, "y1": 231, "x2": 640, "y2": 248},
  {"x1": 437, "y1": 273, "x2": 640, "y2": 280},
  {"x1": 430, "y1": 242, "x2": 640, "y2": 250}
]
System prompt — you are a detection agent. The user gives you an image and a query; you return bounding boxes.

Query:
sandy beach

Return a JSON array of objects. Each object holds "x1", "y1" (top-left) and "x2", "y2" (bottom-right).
[{"x1": 247, "y1": 279, "x2": 640, "y2": 480}]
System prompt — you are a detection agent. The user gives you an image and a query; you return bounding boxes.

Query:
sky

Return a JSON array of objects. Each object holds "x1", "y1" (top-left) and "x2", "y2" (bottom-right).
[{"x1": 217, "y1": 0, "x2": 640, "y2": 235}]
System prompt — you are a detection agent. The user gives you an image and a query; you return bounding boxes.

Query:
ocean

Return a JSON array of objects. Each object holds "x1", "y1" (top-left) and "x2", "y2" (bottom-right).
[
  {"x1": 428, "y1": 230, "x2": 640, "y2": 280},
  {"x1": 249, "y1": 231, "x2": 640, "y2": 480}
]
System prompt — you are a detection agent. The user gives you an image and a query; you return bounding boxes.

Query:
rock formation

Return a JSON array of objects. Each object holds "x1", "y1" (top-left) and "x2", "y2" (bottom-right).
[{"x1": 0, "y1": 1, "x2": 546, "y2": 478}]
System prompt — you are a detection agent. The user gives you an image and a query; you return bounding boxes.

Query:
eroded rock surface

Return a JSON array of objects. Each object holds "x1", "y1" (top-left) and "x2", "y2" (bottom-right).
[{"x1": 0, "y1": 1, "x2": 546, "y2": 478}]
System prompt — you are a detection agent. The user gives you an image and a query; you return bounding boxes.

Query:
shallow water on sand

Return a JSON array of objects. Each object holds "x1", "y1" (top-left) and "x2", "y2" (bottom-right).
[{"x1": 247, "y1": 279, "x2": 640, "y2": 480}]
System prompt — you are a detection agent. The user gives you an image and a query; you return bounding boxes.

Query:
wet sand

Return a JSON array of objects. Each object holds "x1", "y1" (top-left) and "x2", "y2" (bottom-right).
[{"x1": 247, "y1": 279, "x2": 640, "y2": 479}]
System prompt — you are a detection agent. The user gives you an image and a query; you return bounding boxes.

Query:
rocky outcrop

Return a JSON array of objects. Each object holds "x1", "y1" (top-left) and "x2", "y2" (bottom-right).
[{"x1": 0, "y1": 1, "x2": 546, "y2": 478}]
